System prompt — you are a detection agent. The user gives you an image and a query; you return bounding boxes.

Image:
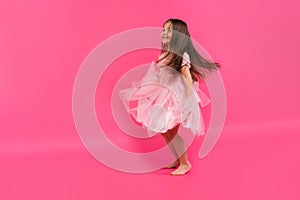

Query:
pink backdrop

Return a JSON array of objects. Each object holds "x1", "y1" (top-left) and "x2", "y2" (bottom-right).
[{"x1": 1, "y1": 0, "x2": 299, "y2": 199}]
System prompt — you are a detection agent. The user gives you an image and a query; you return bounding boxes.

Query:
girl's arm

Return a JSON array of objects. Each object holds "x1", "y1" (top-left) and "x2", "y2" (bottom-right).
[
  {"x1": 181, "y1": 65, "x2": 194, "y2": 96},
  {"x1": 181, "y1": 65, "x2": 193, "y2": 86}
]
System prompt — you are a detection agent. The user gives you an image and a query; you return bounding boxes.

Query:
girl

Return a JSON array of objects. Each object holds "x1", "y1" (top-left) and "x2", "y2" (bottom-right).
[{"x1": 119, "y1": 18, "x2": 221, "y2": 175}]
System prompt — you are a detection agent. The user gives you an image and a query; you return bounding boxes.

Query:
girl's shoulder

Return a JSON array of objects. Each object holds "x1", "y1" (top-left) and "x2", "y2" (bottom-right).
[
  {"x1": 157, "y1": 52, "x2": 170, "y2": 66},
  {"x1": 158, "y1": 51, "x2": 168, "y2": 59}
]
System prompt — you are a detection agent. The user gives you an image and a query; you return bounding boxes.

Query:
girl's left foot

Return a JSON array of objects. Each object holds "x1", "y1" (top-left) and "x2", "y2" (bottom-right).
[
  {"x1": 170, "y1": 163, "x2": 192, "y2": 176},
  {"x1": 162, "y1": 160, "x2": 180, "y2": 169}
]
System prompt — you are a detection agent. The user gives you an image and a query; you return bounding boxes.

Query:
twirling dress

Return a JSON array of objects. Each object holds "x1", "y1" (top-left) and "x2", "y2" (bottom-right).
[{"x1": 118, "y1": 52, "x2": 210, "y2": 137}]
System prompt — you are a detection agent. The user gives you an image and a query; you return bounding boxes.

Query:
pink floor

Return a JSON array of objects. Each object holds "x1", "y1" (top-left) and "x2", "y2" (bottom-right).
[{"x1": 1, "y1": 119, "x2": 300, "y2": 200}]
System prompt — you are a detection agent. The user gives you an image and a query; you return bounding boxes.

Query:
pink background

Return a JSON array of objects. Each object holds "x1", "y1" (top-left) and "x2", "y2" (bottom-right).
[{"x1": 1, "y1": 0, "x2": 299, "y2": 199}]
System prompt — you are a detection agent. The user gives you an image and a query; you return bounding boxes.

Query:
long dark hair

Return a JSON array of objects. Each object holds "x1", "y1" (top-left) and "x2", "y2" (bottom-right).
[{"x1": 156, "y1": 18, "x2": 221, "y2": 82}]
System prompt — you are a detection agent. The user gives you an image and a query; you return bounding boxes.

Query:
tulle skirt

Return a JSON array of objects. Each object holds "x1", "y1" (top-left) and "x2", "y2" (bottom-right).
[{"x1": 118, "y1": 61, "x2": 210, "y2": 137}]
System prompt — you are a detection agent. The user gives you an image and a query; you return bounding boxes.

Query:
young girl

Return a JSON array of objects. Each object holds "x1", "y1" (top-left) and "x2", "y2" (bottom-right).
[{"x1": 119, "y1": 18, "x2": 221, "y2": 175}]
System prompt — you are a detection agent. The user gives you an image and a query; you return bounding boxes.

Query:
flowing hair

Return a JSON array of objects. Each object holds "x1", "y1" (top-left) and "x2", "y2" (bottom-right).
[{"x1": 156, "y1": 18, "x2": 221, "y2": 82}]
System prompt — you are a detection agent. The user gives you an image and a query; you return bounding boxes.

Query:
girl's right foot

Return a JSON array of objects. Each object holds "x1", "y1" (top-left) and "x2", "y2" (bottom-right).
[
  {"x1": 162, "y1": 160, "x2": 180, "y2": 169},
  {"x1": 170, "y1": 163, "x2": 192, "y2": 175}
]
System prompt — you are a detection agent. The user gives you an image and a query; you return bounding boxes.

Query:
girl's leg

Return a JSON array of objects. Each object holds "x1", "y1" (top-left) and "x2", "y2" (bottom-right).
[
  {"x1": 161, "y1": 125, "x2": 180, "y2": 168},
  {"x1": 169, "y1": 134, "x2": 192, "y2": 175},
  {"x1": 161, "y1": 124, "x2": 192, "y2": 175}
]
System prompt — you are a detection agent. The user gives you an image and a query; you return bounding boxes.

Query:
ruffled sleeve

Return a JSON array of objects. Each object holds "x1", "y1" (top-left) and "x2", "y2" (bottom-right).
[{"x1": 181, "y1": 52, "x2": 191, "y2": 68}]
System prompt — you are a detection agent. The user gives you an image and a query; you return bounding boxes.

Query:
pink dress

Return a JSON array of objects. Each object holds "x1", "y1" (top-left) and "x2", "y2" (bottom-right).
[{"x1": 118, "y1": 52, "x2": 211, "y2": 137}]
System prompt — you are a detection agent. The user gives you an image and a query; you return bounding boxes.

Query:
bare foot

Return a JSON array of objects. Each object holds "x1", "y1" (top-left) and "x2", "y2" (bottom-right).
[
  {"x1": 170, "y1": 163, "x2": 192, "y2": 175},
  {"x1": 162, "y1": 160, "x2": 180, "y2": 169}
]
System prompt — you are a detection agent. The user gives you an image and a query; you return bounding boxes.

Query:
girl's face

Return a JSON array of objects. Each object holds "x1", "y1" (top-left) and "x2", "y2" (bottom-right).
[{"x1": 161, "y1": 21, "x2": 173, "y2": 45}]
